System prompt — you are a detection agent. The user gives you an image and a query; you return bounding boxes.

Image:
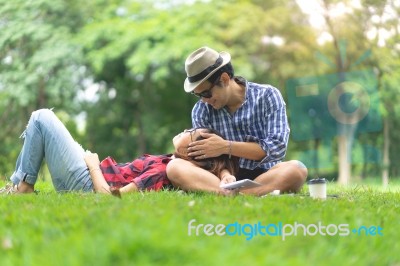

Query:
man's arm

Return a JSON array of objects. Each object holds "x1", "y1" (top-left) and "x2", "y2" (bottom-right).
[{"x1": 187, "y1": 133, "x2": 266, "y2": 161}]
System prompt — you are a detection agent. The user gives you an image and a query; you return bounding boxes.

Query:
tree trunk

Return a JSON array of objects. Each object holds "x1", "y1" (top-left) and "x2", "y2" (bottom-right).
[
  {"x1": 37, "y1": 76, "x2": 47, "y2": 108},
  {"x1": 321, "y1": 0, "x2": 353, "y2": 185},
  {"x1": 382, "y1": 118, "x2": 390, "y2": 187},
  {"x1": 313, "y1": 138, "x2": 320, "y2": 177},
  {"x1": 337, "y1": 134, "x2": 351, "y2": 184}
]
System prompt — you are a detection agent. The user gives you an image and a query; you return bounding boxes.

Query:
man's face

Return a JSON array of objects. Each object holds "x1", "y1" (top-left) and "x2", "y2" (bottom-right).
[{"x1": 192, "y1": 79, "x2": 227, "y2": 110}]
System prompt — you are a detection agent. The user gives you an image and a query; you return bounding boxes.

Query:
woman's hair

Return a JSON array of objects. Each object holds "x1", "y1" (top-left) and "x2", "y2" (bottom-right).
[{"x1": 174, "y1": 127, "x2": 239, "y2": 178}]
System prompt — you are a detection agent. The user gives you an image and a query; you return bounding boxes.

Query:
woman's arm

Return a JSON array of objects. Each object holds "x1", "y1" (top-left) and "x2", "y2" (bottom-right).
[
  {"x1": 219, "y1": 169, "x2": 236, "y2": 185},
  {"x1": 84, "y1": 151, "x2": 111, "y2": 194},
  {"x1": 84, "y1": 151, "x2": 138, "y2": 196}
]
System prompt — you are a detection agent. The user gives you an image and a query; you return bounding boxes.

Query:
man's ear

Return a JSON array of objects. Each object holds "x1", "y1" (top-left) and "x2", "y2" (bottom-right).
[
  {"x1": 220, "y1": 72, "x2": 230, "y2": 81},
  {"x1": 220, "y1": 72, "x2": 230, "y2": 87}
]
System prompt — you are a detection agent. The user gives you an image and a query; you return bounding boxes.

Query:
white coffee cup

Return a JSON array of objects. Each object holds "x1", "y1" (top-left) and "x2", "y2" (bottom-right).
[{"x1": 307, "y1": 178, "x2": 327, "y2": 199}]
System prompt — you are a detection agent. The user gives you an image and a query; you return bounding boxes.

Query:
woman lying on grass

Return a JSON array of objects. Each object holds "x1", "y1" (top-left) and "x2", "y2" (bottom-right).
[{"x1": 0, "y1": 109, "x2": 238, "y2": 197}]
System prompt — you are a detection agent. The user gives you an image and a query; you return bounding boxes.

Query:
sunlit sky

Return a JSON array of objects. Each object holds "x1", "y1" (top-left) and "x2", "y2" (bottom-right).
[
  {"x1": 296, "y1": 0, "x2": 362, "y2": 45},
  {"x1": 296, "y1": 0, "x2": 398, "y2": 46},
  {"x1": 296, "y1": 0, "x2": 362, "y2": 28}
]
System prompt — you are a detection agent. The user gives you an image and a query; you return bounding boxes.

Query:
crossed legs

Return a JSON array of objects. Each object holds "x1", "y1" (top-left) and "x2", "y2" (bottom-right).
[
  {"x1": 241, "y1": 160, "x2": 308, "y2": 196},
  {"x1": 167, "y1": 159, "x2": 308, "y2": 196}
]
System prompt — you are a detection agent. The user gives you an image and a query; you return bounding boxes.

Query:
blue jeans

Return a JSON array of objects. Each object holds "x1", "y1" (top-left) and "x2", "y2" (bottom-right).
[{"x1": 10, "y1": 109, "x2": 93, "y2": 192}]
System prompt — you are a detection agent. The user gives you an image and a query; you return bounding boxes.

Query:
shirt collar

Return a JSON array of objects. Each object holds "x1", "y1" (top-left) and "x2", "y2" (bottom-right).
[{"x1": 234, "y1": 76, "x2": 248, "y2": 104}]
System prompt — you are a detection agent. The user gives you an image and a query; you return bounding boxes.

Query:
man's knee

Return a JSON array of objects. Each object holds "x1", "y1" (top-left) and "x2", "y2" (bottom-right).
[
  {"x1": 292, "y1": 160, "x2": 308, "y2": 180},
  {"x1": 277, "y1": 160, "x2": 307, "y2": 193}
]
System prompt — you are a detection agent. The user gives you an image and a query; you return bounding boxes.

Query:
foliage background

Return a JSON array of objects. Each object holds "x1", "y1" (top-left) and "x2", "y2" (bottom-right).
[{"x1": 1, "y1": 0, "x2": 399, "y2": 184}]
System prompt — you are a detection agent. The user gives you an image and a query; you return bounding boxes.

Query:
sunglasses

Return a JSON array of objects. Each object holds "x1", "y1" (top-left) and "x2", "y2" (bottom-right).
[
  {"x1": 184, "y1": 128, "x2": 197, "y2": 142},
  {"x1": 191, "y1": 79, "x2": 219, "y2": 98}
]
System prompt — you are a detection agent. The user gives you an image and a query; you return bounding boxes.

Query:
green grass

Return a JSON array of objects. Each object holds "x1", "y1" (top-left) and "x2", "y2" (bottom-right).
[{"x1": 0, "y1": 181, "x2": 399, "y2": 266}]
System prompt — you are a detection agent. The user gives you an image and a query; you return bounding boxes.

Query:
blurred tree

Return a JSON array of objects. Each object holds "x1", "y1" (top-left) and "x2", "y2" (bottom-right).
[
  {"x1": 341, "y1": 0, "x2": 400, "y2": 184},
  {"x1": 76, "y1": 0, "x2": 315, "y2": 163},
  {"x1": 0, "y1": 0, "x2": 87, "y2": 177},
  {"x1": 303, "y1": 0, "x2": 399, "y2": 184},
  {"x1": 361, "y1": 0, "x2": 400, "y2": 185}
]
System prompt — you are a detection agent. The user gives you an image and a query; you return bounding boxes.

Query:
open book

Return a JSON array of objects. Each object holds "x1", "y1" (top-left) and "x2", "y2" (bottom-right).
[{"x1": 220, "y1": 179, "x2": 262, "y2": 190}]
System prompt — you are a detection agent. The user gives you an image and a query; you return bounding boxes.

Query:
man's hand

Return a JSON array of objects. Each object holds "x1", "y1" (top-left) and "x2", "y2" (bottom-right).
[{"x1": 187, "y1": 132, "x2": 228, "y2": 160}]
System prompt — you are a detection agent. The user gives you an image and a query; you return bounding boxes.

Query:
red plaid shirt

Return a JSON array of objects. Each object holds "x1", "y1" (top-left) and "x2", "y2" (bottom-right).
[{"x1": 99, "y1": 154, "x2": 173, "y2": 191}]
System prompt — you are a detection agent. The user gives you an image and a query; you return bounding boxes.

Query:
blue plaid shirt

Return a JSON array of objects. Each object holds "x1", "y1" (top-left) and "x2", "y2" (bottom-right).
[{"x1": 192, "y1": 77, "x2": 290, "y2": 170}]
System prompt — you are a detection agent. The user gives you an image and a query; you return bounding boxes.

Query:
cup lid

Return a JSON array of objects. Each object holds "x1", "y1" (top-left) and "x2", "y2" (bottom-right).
[{"x1": 307, "y1": 178, "x2": 326, "y2": 184}]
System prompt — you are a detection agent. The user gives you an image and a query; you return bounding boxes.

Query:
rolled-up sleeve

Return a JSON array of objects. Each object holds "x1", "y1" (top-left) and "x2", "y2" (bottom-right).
[{"x1": 258, "y1": 87, "x2": 290, "y2": 165}]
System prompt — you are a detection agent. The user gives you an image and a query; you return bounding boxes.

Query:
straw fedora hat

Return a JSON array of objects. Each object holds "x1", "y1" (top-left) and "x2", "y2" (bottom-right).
[{"x1": 184, "y1": 46, "x2": 231, "y2": 92}]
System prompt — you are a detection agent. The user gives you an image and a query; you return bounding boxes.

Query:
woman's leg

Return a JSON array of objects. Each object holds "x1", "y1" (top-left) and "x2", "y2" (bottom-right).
[
  {"x1": 166, "y1": 158, "x2": 222, "y2": 193},
  {"x1": 10, "y1": 109, "x2": 93, "y2": 192}
]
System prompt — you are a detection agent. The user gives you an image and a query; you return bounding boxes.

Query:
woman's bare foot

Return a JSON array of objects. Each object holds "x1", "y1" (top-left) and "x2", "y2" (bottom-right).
[{"x1": 16, "y1": 181, "x2": 35, "y2": 193}]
